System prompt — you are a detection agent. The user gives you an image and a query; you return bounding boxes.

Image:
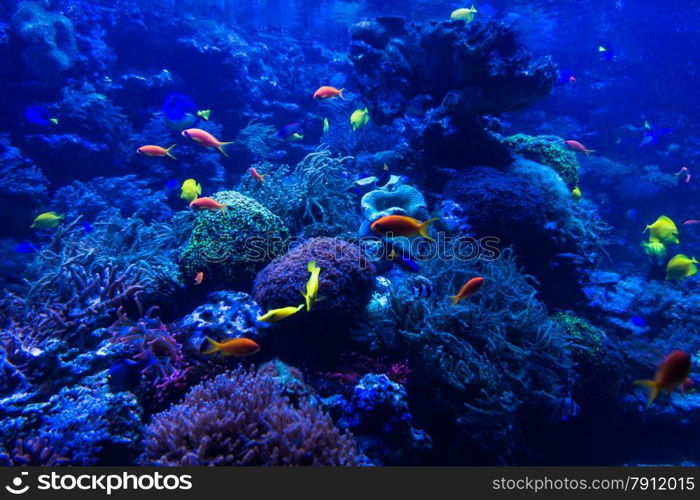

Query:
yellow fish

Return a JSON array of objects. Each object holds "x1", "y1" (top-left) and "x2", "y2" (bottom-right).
[
  {"x1": 197, "y1": 109, "x2": 211, "y2": 121},
  {"x1": 301, "y1": 260, "x2": 321, "y2": 312},
  {"x1": 350, "y1": 108, "x2": 369, "y2": 131},
  {"x1": 31, "y1": 211, "x2": 64, "y2": 229},
  {"x1": 180, "y1": 178, "x2": 202, "y2": 203},
  {"x1": 257, "y1": 304, "x2": 305, "y2": 323},
  {"x1": 665, "y1": 254, "x2": 698, "y2": 280},
  {"x1": 571, "y1": 186, "x2": 582, "y2": 201},
  {"x1": 642, "y1": 240, "x2": 667, "y2": 261},
  {"x1": 451, "y1": 5, "x2": 478, "y2": 22},
  {"x1": 323, "y1": 117, "x2": 330, "y2": 133},
  {"x1": 644, "y1": 215, "x2": 679, "y2": 245}
]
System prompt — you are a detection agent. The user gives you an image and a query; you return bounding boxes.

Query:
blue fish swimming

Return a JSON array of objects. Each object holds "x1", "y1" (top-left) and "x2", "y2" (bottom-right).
[
  {"x1": 162, "y1": 92, "x2": 197, "y2": 120},
  {"x1": 14, "y1": 241, "x2": 38, "y2": 254},
  {"x1": 108, "y1": 358, "x2": 142, "y2": 392},
  {"x1": 24, "y1": 105, "x2": 58, "y2": 126}
]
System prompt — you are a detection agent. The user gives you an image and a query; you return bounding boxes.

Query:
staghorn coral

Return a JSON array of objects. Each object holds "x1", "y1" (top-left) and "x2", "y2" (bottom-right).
[
  {"x1": 253, "y1": 237, "x2": 376, "y2": 322},
  {"x1": 179, "y1": 190, "x2": 289, "y2": 290},
  {"x1": 141, "y1": 365, "x2": 366, "y2": 466}
]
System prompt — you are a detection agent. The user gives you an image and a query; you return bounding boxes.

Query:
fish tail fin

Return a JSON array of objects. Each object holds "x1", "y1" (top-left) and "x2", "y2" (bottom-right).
[
  {"x1": 643, "y1": 225, "x2": 649, "y2": 234},
  {"x1": 634, "y1": 379, "x2": 660, "y2": 408},
  {"x1": 418, "y1": 218, "x2": 439, "y2": 241},
  {"x1": 585, "y1": 148, "x2": 595, "y2": 156},
  {"x1": 197, "y1": 183, "x2": 202, "y2": 195},
  {"x1": 220, "y1": 205, "x2": 228, "y2": 214},
  {"x1": 202, "y1": 337, "x2": 220, "y2": 355},
  {"x1": 217, "y1": 142, "x2": 234, "y2": 158},
  {"x1": 166, "y1": 144, "x2": 177, "y2": 160},
  {"x1": 449, "y1": 295, "x2": 461, "y2": 305},
  {"x1": 339, "y1": 88, "x2": 345, "y2": 99},
  {"x1": 261, "y1": 174, "x2": 267, "y2": 183},
  {"x1": 58, "y1": 214, "x2": 65, "y2": 220}
]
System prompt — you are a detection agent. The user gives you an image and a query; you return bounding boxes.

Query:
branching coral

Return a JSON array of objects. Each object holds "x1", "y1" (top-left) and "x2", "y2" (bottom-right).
[
  {"x1": 0, "y1": 437, "x2": 70, "y2": 466},
  {"x1": 354, "y1": 247, "x2": 575, "y2": 463},
  {"x1": 235, "y1": 120, "x2": 284, "y2": 161},
  {"x1": 141, "y1": 365, "x2": 366, "y2": 466}
]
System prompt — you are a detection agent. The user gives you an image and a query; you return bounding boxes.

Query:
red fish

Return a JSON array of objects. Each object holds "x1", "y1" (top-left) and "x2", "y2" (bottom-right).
[
  {"x1": 202, "y1": 337, "x2": 260, "y2": 357},
  {"x1": 564, "y1": 140, "x2": 595, "y2": 155},
  {"x1": 249, "y1": 167, "x2": 266, "y2": 183},
  {"x1": 449, "y1": 277, "x2": 484, "y2": 305},
  {"x1": 194, "y1": 271, "x2": 204, "y2": 285},
  {"x1": 181, "y1": 128, "x2": 233, "y2": 157},
  {"x1": 634, "y1": 350, "x2": 692, "y2": 408},
  {"x1": 683, "y1": 220, "x2": 700, "y2": 225},
  {"x1": 371, "y1": 215, "x2": 438, "y2": 241},
  {"x1": 313, "y1": 86, "x2": 344, "y2": 100},
  {"x1": 190, "y1": 197, "x2": 227, "y2": 213},
  {"x1": 136, "y1": 144, "x2": 176, "y2": 159}
]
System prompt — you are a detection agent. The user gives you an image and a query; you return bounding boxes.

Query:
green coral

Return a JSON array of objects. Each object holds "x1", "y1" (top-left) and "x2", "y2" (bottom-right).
[
  {"x1": 552, "y1": 312, "x2": 606, "y2": 367},
  {"x1": 503, "y1": 134, "x2": 580, "y2": 189},
  {"x1": 179, "y1": 191, "x2": 289, "y2": 290}
]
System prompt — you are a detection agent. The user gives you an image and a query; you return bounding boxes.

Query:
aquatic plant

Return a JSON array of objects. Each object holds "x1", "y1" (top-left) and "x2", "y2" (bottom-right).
[
  {"x1": 503, "y1": 134, "x2": 580, "y2": 189},
  {"x1": 253, "y1": 237, "x2": 376, "y2": 322},
  {"x1": 142, "y1": 365, "x2": 366, "y2": 466},
  {"x1": 179, "y1": 190, "x2": 289, "y2": 290},
  {"x1": 11, "y1": 1, "x2": 77, "y2": 78}
]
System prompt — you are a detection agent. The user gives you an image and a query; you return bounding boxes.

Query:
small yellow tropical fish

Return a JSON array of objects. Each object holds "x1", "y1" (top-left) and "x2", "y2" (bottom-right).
[
  {"x1": 571, "y1": 186, "x2": 582, "y2": 201},
  {"x1": 197, "y1": 109, "x2": 211, "y2": 121},
  {"x1": 256, "y1": 304, "x2": 305, "y2": 323},
  {"x1": 645, "y1": 215, "x2": 679, "y2": 245},
  {"x1": 642, "y1": 240, "x2": 667, "y2": 261},
  {"x1": 350, "y1": 107, "x2": 370, "y2": 131},
  {"x1": 665, "y1": 254, "x2": 698, "y2": 280},
  {"x1": 301, "y1": 260, "x2": 321, "y2": 312},
  {"x1": 450, "y1": 5, "x2": 478, "y2": 22},
  {"x1": 323, "y1": 117, "x2": 330, "y2": 133},
  {"x1": 31, "y1": 211, "x2": 64, "y2": 229},
  {"x1": 180, "y1": 178, "x2": 202, "y2": 203},
  {"x1": 288, "y1": 132, "x2": 304, "y2": 141}
]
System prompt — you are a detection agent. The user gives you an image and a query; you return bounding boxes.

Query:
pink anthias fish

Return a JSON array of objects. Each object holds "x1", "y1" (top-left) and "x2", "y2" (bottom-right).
[
  {"x1": 683, "y1": 220, "x2": 700, "y2": 225},
  {"x1": 564, "y1": 140, "x2": 595, "y2": 155},
  {"x1": 181, "y1": 128, "x2": 233, "y2": 157},
  {"x1": 675, "y1": 166, "x2": 692, "y2": 184}
]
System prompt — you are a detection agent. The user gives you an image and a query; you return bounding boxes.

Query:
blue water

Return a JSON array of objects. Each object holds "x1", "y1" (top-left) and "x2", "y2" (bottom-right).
[{"x1": 1, "y1": 0, "x2": 700, "y2": 466}]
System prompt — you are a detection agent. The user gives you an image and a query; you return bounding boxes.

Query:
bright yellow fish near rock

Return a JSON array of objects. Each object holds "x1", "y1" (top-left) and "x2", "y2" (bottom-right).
[
  {"x1": 350, "y1": 107, "x2": 369, "y2": 131},
  {"x1": 642, "y1": 240, "x2": 667, "y2": 261},
  {"x1": 665, "y1": 254, "x2": 698, "y2": 280},
  {"x1": 257, "y1": 304, "x2": 305, "y2": 323},
  {"x1": 644, "y1": 215, "x2": 679, "y2": 245},
  {"x1": 31, "y1": 211, "x2": 64, "y2": 229},
  {"x1": 301, "y1": 260, "x2": 321, "y2": 312},
  {"x1": 451, "y1": 6, "x2": 478, "y2": 22},
  {"x1": 180, "y1": 178, "x2": 202, "y2": 203},
  {"x1": 571, "y1": 186, "x2": 582, "y2": 201}
]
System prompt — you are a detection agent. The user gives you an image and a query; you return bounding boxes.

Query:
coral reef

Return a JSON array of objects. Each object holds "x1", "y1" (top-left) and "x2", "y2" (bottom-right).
[
  {"x1": 142, "y1": 365, "x2": 366, "y2": 466},
  {"x1": 179, "y1": 190, "x2": 290, "y2": 290},
  {"x1": 503, "y1": 134, "x2": 580, "y2": 189},
  {"x1": 11, "y1": 1, "x2": 77, "y2": 78},
  {"x1": 253, "y1": 237, "x2": 376, "y2": 323}
]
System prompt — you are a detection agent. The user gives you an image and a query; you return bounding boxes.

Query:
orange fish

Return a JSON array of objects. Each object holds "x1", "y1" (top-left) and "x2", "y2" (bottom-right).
[
  {"x1": 634, "y1": 350, "x2": 692, "y2": 408},
  {"x1": 564, "y1": 140, "x2": 595, "y2": 155},
  {"x1": 189, "y1": 197, "x2": 227, "y2": 213},
  {"x1": 194, "y1": 271, "x2": 204, "y2": 285},
  {"x1": 249, "y1": 167, "x2": 266, "y2": 183},
  {"x1": 202, "y1": 336, "x2": 260, "y2": 357},
  {"x1": 313, "y1": 86, "x2": 344, "y2": 100},
  {"x1": 371, "y1": 215, "x2": 438, "y2": 241},
  {"x1": 181, "y1": 128, "x2": 233, "y2": 157},
  {"x1": 449, "y1": 277, "x2": 484, "y2": 305},
  {"x1": 136, "y1": 144, "x2": 176, "y2": 159}
]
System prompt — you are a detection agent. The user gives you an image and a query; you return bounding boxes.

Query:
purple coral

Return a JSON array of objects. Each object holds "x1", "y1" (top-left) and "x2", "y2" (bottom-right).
[
  {"x1": 142, "y1": 365, "x2": 366, "y2": 466},
  {"x1": 253, "y1": 237, "x2": 376, "y2": 320}
]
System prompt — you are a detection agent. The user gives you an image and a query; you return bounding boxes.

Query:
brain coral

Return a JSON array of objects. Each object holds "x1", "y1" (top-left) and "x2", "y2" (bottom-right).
[
  {"x1": 253, "y1": 237, "x2": 376, "y2": 320},
  {"x1": 12, "y1": 2, "x2": 77, "y2": 78},
  {"x1": 179, "y1": 190, "x2": 290, "y2": 290},
  {"x1": 503, "y1": 134, "x2": 580, "y2": 189},
  {"x1": 142, "y1": 365, "x2": 365, "y2": 466}
]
